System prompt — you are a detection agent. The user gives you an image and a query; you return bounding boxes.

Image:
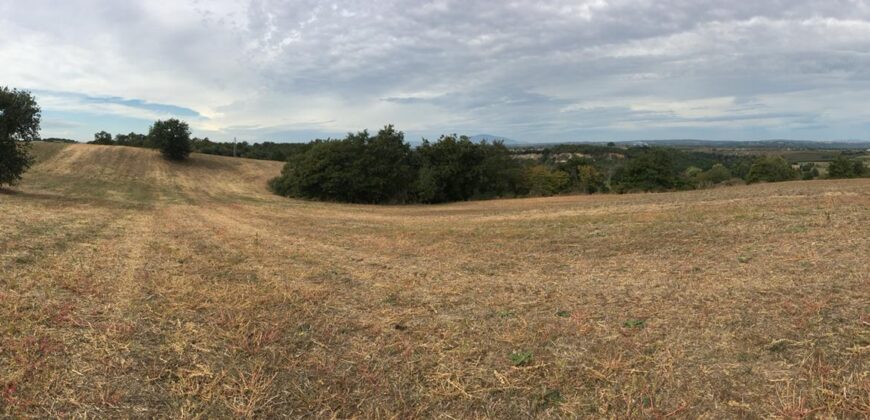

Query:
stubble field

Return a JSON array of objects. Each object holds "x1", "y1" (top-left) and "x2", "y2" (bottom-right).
[{"x1": 1, "y1": 143, "x2": 868, "y2": 418}]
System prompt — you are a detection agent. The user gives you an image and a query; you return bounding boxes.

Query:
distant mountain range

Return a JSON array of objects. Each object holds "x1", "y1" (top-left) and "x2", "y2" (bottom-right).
[
  {"x1": 468, "y1": 134, "x2": 521, "y2": 144},
  {"x1": 465, "y1": 136, "x2": 869, "y2": 149},
  {"x1": 609, "y1": 139, "x2": 870, "y2": 149},
  {"x1": 502, "y1": 138, "x2": 870, "y2": 149}
]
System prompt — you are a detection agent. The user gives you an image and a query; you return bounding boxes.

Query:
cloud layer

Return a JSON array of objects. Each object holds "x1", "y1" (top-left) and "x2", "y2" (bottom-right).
[{"x1": 2, "y1": 0, "x2": 870, "y2": 142}]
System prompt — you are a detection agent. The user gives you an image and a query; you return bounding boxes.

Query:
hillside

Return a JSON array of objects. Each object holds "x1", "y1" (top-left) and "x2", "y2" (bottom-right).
[
  {"x1": 25, "y1": 142, "x2": 284, "y2": 204},
  {"x1": 1, "y1": 143, "x2": 868, "y2": 418}
]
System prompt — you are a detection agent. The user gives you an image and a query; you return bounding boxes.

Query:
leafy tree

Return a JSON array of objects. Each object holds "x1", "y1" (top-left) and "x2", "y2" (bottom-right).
[
  {"x1": 415, "y1": 135, "x2": 485, "y2": 203},
  {"x1": 149, "y1": 119, "x2": 192, "y2": 161},
  {"x1": 745, "y1": 156, "x2": 797, "y2": 183},
  {"x1": 576, "y1": 164, "x2": 606, "y2": 193},
  {"x1": 114, "y1": 132, "x2": 149, "y2": 147},
  {"x1": 826, "y1": 156, "x2": 866, "y2": 179},
  {"x1": 523, "y1": 165, "x2": 570, "y2": 196},
  {"x1": 798, "y1": 162, "x2": 819, "y2": 180},
  {"x1": 0, "y1": 87, "x2": 40, "y2": 187},
  {"x1": 827, "y1": 157, "x2": 854, "y2": 178},
  {"x1": 854, "y1": 160, "x2": 868, "y2": 177},
  {"x1": 359, "y1": 125, "x2": 417, "y2": 202},
  {"x1": 271, "y1": 126, "x2": 416, "y2": 203},
  {"x1": 684, "y1": 166, "x2": 703, "y2": 179},
  {"x1": 617, "y1": 148, "x2": 677, "y2": 191},
  {"x1": 701, "y1": 163, "x2": 731, "y2": 184},
  {"x1": 92, "y1": 131, "x2": 114, "y2": 145},
  {"x1": 415, "y1": 135, "x2": 521, "y2": 203}
]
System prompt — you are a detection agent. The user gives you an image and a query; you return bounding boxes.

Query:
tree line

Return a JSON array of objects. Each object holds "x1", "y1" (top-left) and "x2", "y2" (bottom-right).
[
  {"x1": 269, "y1": 126, "x2": 525, "y2": 203},
  {"x1": 90, "y1": 121, "x2": 193, "y2": 161},
  {"x1": 89, "y1": 129, "x2": 307, "y2": 161},
  {"x1": 267, "y1": 125, "x2": 869, "y2": 204}
]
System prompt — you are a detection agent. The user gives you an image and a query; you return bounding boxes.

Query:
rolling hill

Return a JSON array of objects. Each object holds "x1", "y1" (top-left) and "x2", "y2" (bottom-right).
[{"x1": 1, "y1": 143, "x2": 868, "y2": 417}]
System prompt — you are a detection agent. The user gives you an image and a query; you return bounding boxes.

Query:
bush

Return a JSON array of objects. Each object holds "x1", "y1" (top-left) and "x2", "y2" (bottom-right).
[
  {"x1": 701, "y1": 164, "x2": 731, "y2": 184},
  {"x1": 0, "y1": 87, "x2": 41, "y2": 187},
  {"x1": 149, "y1": 119, "x2": 192, "y2": 161},
  {"x1": 746, "y1": 156, "x2": 797, "y2": 183},
  {"x1": 799, "y1": 162, "x2": 819, "y2": 180},
  {"x1": 827, "y1": 156, "x2": 866, "y2": 179},
  {"x1": 576, "y1": 164, "x2": 606, "y2": 193},
  {"x1": 523, "y1": 165, "x2": 570, "y2": 196}
]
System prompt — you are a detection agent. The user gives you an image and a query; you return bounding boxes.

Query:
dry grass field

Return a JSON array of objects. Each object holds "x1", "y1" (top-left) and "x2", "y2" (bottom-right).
[{"x1": 1, "y1": 143, "x2": 868, "y2": 418}]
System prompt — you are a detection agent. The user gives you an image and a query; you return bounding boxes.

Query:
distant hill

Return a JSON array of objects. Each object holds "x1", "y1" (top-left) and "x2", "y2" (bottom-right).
[
  {"x1": 609, "y1": 139, "x2": 870, "y2": 149},
  {"x1": 41, "y1": 137, "x2": 79, "y2": 144},
  {"x1": 469, "y1": 134, "x2": 521, "y2": 145},
  {"x1": 520, "y1": 139, "x2": 870, "y2": 150},
  {"x1": 27, "y1": 142, "x2": 284, "y2": 200}
]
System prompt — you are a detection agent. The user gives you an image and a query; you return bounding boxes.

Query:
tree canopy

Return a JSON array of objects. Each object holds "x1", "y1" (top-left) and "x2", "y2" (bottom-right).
[
  {"x1": 746, "y1": 156, "x2": 797, "y2": 183},
  {"x1": 92, "y1": 131, "x2": 113, "y2": 145},
  {"x1": 827, "y1": 156, "x2": 867, "y2": 179},
  {"x1": 149, "y1": 119, "x2": 192, "y2": 161},
  {"x1": 270, "y1": 128, "x2": 523, "y2": 204},
  {"x1": 0, "y1": 87, "x2": 41, "y2": 186},
  {"x1": 270, "y1": 126, "x2": 416, "y2": 203}
]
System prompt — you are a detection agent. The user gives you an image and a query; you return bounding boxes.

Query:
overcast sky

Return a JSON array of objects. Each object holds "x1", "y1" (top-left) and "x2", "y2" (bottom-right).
[{"x1": 2, "y1": 0, "x2": 870, "y2": 143}]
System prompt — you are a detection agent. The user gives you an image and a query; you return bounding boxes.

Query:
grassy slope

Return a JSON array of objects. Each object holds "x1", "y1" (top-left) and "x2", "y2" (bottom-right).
[{"x1": 1, "y1": 143, "x2": 868, "y2": 418}]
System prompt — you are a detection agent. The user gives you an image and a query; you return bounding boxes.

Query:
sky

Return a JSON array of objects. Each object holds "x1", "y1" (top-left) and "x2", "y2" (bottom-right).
[{"x1": 2, "y1": 0, "x2": 870, "y2": 143}]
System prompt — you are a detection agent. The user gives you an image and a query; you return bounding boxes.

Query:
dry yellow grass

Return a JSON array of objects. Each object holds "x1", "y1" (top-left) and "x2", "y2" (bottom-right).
[{"x1": 1, "y1": 143, "x2": 868, "y2": 418}]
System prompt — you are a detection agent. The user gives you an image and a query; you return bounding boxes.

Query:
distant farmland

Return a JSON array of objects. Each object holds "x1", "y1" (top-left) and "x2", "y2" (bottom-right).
[{"x1": 1, "y1": 143, "x2": 868, "y2": 417}]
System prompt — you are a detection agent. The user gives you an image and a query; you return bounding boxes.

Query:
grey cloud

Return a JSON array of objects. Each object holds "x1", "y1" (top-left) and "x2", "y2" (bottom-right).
[{"x1": 2, "y1": 0, "x2": 870, "y2": 141}]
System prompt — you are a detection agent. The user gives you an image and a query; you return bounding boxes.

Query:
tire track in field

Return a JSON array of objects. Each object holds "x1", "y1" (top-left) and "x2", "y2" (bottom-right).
[{"x1": 0, "y1": 206, "x2": 146, "y2": 416}]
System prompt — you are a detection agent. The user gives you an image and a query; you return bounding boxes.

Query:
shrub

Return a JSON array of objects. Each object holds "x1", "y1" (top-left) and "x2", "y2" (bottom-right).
[
  {"x1": 746, "y1": 156, "x2": 797, "y2": 184},
  {"x1": 799, "y1": 162, "x2": 819, "y2": 180},
  {"x1": 827, "y1": 156, "x2": 866, "y2": 179},
  {"x1": 577, "y1": 164, "x2": 606, "y2": 193},
  {"x1": 701, "y1": 163, "x2": 732, "y2": 184},
  {"x1": 523, "y1": 165, "x2": 569, "y2": 196}
]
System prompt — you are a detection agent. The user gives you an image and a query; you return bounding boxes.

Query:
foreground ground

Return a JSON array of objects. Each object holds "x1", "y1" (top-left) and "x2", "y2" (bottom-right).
[{"x1": 1, "y1": 143, "x2": 868, "y2": 418}]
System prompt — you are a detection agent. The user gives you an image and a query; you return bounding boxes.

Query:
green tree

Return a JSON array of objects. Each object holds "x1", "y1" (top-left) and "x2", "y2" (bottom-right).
[
  {"x1": 827, "y1": 157, "x2": 853, "y2": 178},
  {"x1": 92, "y1": 131, "x2": 114, "y2": 145},
  {"x1": 523, "y1": 164, "x2": 569, "y2": 196},
  {"x1": 149, "y1": 119, "x2": 192, "y2": 161},
  {"x1": 798, "y1": 162, "x2": 818, "y2": 180},
  {"x1": 414, "y1": 135, "x2": 521, "y2": 203},
  {"x1": 618, "y1": 148, "x2": 677, "y2": 191},
  {"x1": 826, "y1": 156, "x2": 866, "y2": 179},
  {"x1": 359, "y1": 125, "x2": 417, "y2": 202},
  {"x1": 701, "y1": 163, "x2": 731, "y2": 184},
  {"x1": 577, "y1": 164, "x2": 606, "y2": 193},
  {"x1": 745, "y1": 156, "x2": 797, "y2": 183},
  {"x1": 0, "y1": 87, "x2": 40, "y2": 187},
  {"x1": 415, "y1": 135, "x2": 484, "y2": 203},
  {"x1": 270, "y1": 126, "x2": 416, "y2": 203}
]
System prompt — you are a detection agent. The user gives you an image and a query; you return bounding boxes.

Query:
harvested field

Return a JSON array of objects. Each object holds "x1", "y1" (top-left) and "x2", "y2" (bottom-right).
[{"x1": 1, "y1": 143, "x2": 868, "y2": 417}]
